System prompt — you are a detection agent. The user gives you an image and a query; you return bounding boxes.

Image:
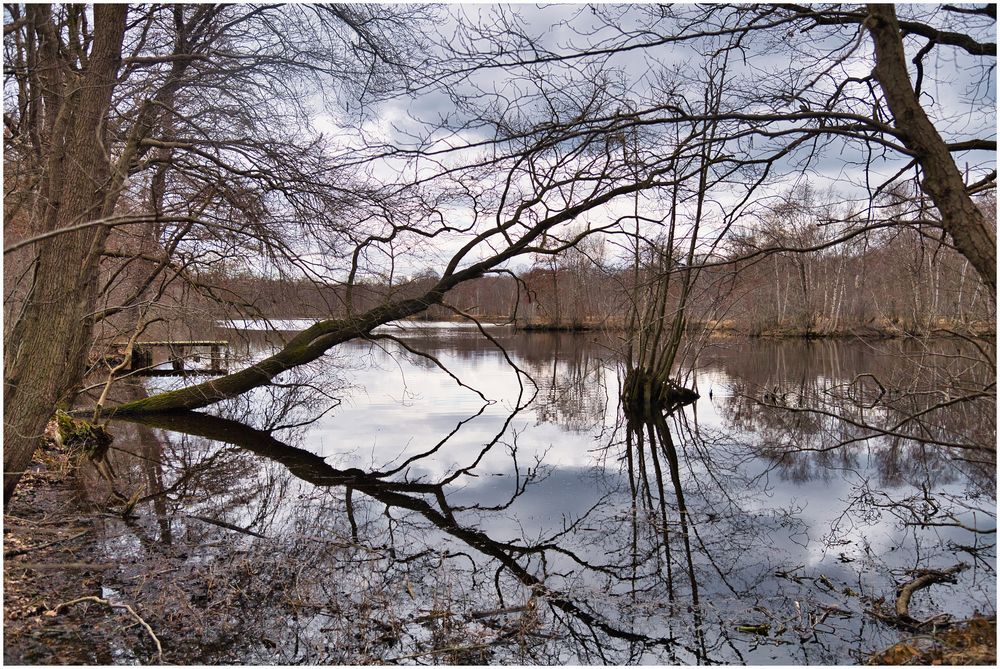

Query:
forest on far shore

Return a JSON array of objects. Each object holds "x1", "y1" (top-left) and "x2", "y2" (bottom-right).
[{"x1": 176, "y1": 186, "x2": 995, "y2": 339}]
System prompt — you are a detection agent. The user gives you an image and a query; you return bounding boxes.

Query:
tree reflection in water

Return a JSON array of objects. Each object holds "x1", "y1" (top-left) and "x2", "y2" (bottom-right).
[
  {"x1": 711, "y1": 339, "x2": 995, "y2": 550},
  {"x1": 120, "y1": 404, "x2": 713, "y2": 664},
  {"x1": 90, "y1": 333, "x2": 994, "y2": 664}
]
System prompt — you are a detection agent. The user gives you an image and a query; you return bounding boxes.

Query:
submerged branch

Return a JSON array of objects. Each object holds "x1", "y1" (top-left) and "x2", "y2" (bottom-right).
[
  {"x1": 895, "y1": 564, "x2": 969, "y2": 623},
  {"x1": 53, "y1": 595, "x2": 163, "y2": 662},
  {"x1": 870, "y1": 563, "x2": 970, "y2": 631}
]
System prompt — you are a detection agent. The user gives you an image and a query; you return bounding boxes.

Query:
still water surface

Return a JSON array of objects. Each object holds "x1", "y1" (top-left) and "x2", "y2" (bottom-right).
[{"x1": 111, "y1": 324, "x2": 995, "y2": 664}]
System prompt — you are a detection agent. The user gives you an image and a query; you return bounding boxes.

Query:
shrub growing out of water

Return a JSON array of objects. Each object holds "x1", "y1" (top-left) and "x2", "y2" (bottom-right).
[{"x1": 621, "y1": 368, "x2": 699, "y2": 417}]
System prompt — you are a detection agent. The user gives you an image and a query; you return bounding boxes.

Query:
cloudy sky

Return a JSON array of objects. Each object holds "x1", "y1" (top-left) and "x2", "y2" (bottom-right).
[{"x1": 298, "y1": 4, "x2": 995, "y2": 280}]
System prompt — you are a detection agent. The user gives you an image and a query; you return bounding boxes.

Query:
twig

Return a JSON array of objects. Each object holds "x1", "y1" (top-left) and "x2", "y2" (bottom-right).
[
  {"x1": 413, "y1": 604, "x2": 530, "y2": 623},
  {"x1": 3, "y1": 214, "x2": 199, "y2": 255},
  {"x1": 186, "y1": 514, "x2": 268, "y2": 539},
  {"x1": 14, "y1": 562, "x2": 114, "y2": 570},
  {"x1": 4, "y1": 529, "x2": 89, "y2": 559},
  {"x1": 385, "y1": 640, "x2": 503, "y2": 662},
  {"x1": 93, "y1": 315, "x2": 154, "y2": 423},
  {"x1": 53, "y1": 595, "x2": 163, "y2": 663}
]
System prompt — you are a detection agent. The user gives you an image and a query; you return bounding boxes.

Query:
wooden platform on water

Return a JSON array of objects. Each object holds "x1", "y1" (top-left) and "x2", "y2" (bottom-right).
[{"x1": 111, "y1": 340, "x2": 231, "y2": 376}]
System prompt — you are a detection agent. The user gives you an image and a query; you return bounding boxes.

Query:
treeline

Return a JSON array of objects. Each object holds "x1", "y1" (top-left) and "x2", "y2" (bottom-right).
[
  {"x1": 182, "y1": 220, "x2": 993, "y2": 338},
  {"x1": 718, "y1": 226, "x2": 995, "y2": 336}
]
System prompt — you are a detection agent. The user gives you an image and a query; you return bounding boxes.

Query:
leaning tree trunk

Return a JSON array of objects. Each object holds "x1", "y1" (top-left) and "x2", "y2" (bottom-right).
[
  {"x1": 109, "y1": 291, "x2": 451, "y2": 414},
  {"x1": 3, "y1": 5, "x2": 128, "y2": 503},
  {"x1": 866, "y1": 4, "x2": 997, "y2": 296},
  {"x1": 102, "y1": 159, "x2": 666, "y2": 417}
]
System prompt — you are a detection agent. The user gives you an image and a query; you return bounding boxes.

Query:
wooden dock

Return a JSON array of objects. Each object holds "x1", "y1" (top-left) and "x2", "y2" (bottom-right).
[{"x1": 121, "y1": 340, "x2": 230, "y2": 376}]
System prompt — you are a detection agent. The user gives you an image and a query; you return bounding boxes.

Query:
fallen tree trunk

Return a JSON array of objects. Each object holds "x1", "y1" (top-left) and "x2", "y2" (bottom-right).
[{"x1": 109, "y1": 291, "x2": 446, "y2": 414}]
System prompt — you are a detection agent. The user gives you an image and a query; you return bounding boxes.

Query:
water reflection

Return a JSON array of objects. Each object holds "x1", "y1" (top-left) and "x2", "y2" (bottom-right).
[
  {"x1": 702, "y1": 340, "x2": 995, "y2": 525},
  {"x1": 115, "y1": 408, "x2": 690, "y2": 662},
  {"x1": 89, "y1": 329, "x2": 995, "y2": 664}
]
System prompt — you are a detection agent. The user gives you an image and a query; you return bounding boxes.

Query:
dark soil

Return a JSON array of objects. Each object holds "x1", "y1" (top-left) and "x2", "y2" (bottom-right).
[{"x1": 4, "y1": 443, "x2": 270, "y2": 665}]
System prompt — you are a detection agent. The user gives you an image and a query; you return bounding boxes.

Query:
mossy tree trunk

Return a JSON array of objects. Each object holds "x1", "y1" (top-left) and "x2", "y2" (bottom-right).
[{"x1": 111, "y1": 292, "x2": 449, "y2": 414}]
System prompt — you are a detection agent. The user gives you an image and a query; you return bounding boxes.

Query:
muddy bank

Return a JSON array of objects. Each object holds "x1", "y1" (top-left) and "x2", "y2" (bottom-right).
[
  {"x1": 4, "y1": 447, "x2": 140, "y2": 665},
  {"x1": 4, "y1": 446, "x2": 315, "y2": 665},
  {"x1": 868, "y1": 617, "x2": 996, "y2": 665},
  {"x1": 3, "y1": 439, "x2": 540, "y2": 665}
]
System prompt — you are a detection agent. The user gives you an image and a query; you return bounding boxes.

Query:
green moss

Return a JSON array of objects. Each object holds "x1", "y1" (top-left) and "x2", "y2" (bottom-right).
[{"x1": 54, "y1": 410, "x2": 113, "y2": 459}]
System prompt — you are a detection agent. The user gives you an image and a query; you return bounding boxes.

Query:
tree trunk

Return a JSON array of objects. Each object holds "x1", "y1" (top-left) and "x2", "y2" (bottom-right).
[
  {"x1": 109, "y1": 292, "x2": 448, "y2": 414},
  {"x1": 3, "y1": 5, "x2": 128, "y2": 503},
  {"x1": 866, "y1": 4, "x2": 997, "y2": 296}
]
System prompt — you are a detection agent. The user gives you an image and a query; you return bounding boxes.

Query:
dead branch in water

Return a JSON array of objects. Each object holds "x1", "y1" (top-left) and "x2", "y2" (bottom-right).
[
  {"x1": 4, "y1": 529, "x2": 89, "y2": 559},
  {"x1": 871, "y1": 563, "x2": 969, "y2": 631},
  {"x1": 896, "y1": 564, "x2": 969, "y2": 621},
  {"x1": 53, "y1": 595, "x2": 163, "y2": 663}
]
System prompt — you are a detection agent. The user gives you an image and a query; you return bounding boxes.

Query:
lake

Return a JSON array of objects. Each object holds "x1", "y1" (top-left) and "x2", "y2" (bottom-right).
[{"x1": 104, "y1": 323, "x2": 995, "y2": 664}]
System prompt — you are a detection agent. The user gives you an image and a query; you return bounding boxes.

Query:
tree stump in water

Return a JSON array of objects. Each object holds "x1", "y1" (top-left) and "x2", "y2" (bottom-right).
[
  {"x1": 621, "y1": 368, "x2": 699, "y2": 418},
  {"x1": 54, "y1": 411, "x2": 113, "y2": 459}
]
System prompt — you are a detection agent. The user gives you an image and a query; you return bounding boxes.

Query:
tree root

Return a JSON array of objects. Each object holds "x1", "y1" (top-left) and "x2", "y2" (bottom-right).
[{"x1": 621, "y1": 368, "x2": 699, "y2": 418}]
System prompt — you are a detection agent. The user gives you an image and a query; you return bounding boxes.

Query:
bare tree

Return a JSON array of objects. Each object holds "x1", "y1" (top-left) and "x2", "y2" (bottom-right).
[
  {"x1": 5, "y1": 3, "x2": 994, "y2": 502},
  {"x1": 840, "y1": 4, "x2": 994, "y2": 290},
  {"x1": 3, "y1": 3, "x2": 432, "y2": 501},
  {"x1": 4, "y1": 4, "x2": 129, "y2": 502}
]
